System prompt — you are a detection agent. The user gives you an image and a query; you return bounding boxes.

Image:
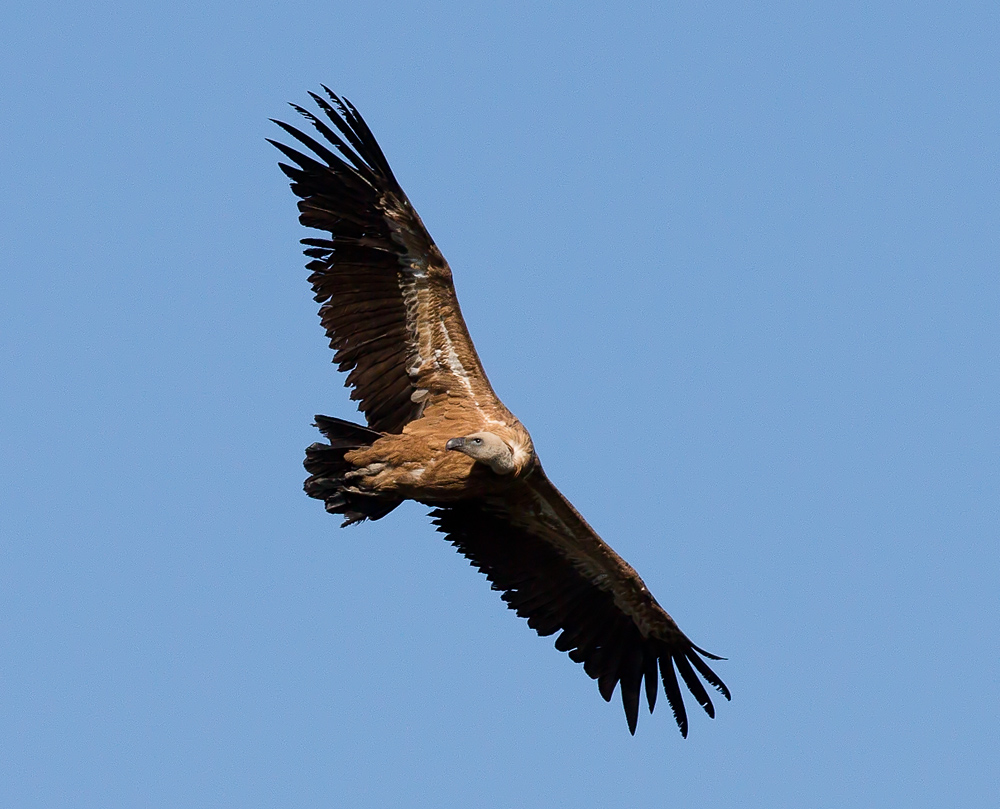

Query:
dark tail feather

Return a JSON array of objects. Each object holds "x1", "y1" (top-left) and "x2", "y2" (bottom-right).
[
  {"x1": 304, "y1": 415, "x2": 401, "y2": 526},
  {"x1": 312, "y1": 414, "x2": 383, "y2": 446}
]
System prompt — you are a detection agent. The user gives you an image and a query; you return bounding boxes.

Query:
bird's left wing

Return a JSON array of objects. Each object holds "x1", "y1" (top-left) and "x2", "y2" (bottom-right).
[{"x1": 431, "y1": 468, "x2": 730, "y2": 735}]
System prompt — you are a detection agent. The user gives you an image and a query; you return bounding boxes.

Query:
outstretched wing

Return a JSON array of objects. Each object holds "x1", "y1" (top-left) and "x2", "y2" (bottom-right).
[
  {"x1": 431, "y1": 469, "x2": 730, "y2": 736},
  {"x1": 271, "y1": 89, "x2": 508, "y2": 433}
]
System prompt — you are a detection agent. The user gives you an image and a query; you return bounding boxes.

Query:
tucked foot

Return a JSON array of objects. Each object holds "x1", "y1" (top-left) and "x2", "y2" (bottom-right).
[{"x1": 344, "y1": 462, "x2": 387, "y2": 480}]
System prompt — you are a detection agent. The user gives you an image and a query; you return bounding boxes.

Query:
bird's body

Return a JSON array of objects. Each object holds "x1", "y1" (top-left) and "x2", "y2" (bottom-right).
[
  {"x1": 344, "y1": 420, "x2": 534, "y2": 499},
  {"x1": 272, "y1": 89, "x2": 730, "y2": 735}
]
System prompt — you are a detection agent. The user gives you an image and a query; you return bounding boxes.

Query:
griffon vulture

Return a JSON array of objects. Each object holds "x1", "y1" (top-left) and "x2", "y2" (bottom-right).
[{"x1": 271, "y1": 89, "x2": 730, "y2": 736}]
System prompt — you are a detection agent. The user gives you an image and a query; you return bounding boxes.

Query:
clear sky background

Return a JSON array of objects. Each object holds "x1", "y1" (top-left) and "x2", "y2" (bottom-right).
[{"x1": 3, "y1": 2, "x2": 997, "y2": 807}]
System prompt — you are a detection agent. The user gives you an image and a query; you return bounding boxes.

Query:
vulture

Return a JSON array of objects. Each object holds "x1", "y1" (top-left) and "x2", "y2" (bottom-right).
[{"x1": 270, "y1": 89, "x2": 730, "y2": 736}]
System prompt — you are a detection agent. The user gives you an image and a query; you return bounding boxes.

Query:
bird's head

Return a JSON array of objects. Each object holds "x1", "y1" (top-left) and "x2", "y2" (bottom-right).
[{"x1": 445, "y1": 432, "x2": 516, "y2": 475}]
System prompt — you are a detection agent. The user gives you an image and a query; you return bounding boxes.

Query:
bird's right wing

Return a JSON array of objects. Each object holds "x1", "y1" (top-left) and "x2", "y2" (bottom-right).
[
  {"x1": 431, "y1": 467, "x2": 730, "y2": 735},
  {"x1": 271, "y1": 89, "x2": 510, "y2": 433}
]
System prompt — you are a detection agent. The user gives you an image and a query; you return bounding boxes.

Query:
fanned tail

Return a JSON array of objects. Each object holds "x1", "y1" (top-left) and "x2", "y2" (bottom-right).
[{"x1": 304, "y1": 415, "x2": 402, "y2": 526}]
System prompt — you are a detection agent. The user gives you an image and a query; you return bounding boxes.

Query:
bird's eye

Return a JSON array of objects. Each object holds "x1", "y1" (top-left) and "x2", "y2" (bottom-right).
[{"x1": 472, "y1": 438, "x2": 482, "y2": 444}]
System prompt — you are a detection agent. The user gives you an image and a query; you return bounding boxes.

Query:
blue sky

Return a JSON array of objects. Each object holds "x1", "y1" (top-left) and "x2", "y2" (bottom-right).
[{"x1": 3, "y1": 2, "x2": 998, "y2": 806}]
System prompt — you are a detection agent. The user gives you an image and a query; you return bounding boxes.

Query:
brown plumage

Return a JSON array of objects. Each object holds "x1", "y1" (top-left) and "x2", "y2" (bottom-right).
[{"x1": 272, "y1": 89, "x2": 730, "y2": 736}]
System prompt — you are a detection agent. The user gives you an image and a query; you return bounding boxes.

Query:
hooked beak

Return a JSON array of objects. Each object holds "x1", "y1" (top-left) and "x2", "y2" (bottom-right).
[{"x1": 445, "y1": 437, "x2": 465, "y2": 451}]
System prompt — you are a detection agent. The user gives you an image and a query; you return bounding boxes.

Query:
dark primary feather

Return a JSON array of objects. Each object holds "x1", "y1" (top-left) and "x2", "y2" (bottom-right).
[
  {"x1": 431, "y1": 501, "x2": 730, "y2": 736},
  {"x1": 270, "y1": 90, "x2": 430, "y2": 434}
]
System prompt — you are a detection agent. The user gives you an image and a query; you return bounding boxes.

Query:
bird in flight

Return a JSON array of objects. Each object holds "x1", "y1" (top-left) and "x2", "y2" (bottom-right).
[{"x1": 270, "y1": 89, "x2": 730, "y2": 735}]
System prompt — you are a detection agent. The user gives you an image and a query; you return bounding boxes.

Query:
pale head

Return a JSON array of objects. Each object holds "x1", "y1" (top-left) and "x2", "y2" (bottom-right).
[{"x1": 445, "y1": 432, "x2": 516, "y2": 475}]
